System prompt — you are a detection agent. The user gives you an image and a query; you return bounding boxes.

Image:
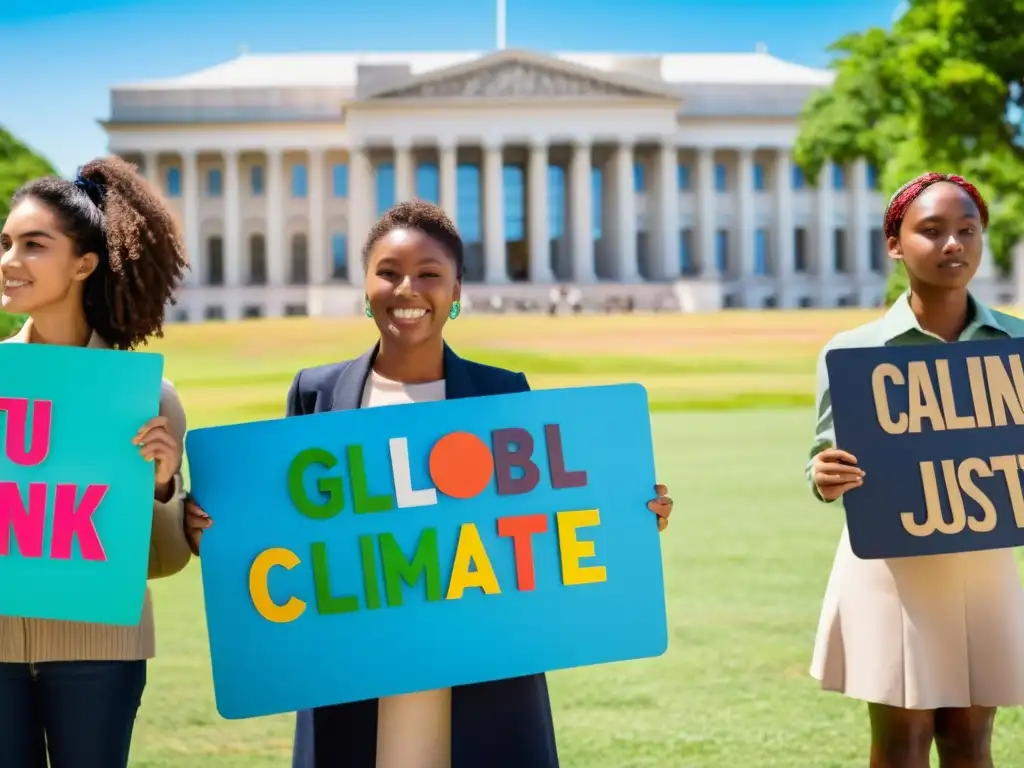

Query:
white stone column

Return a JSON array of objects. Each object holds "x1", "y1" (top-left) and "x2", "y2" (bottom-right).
[
  {"x1": 528, "y1": 140, "x2": 553, "y2": 283},
  {"x1": 439, "y1": 143, "x2": 458, "y2": 223},
  {"x1": 736, "y1": 148, "x2": 755, "y2": 279},
  {"x1": 142, "y1": 152, "x2": 158, "y2": 184},
  {"x1": 223, "y1": 150, "x2": 241, "y2": 288},
  {"x1": 266, "y1": 149, "x2": 285, "y2": 287},
  {"x1": 773, "y1": 149, "x2": 795, "y2": 306},
  {"x1": 613, "y1": 141, "x2": 637, "y2": 281},
  {"x1": 181, "y1": 150, "x2": 201, "y2": 286},
  {"x1": 851, "y1": 158, "x2": 871, "y2": 284},
  {"x1": 482, "y1": 141, "x2": 507, "y2": 283},
  {"x1": 308, "y1": 148, "x2": 326, "y2": 285},
  {"x1": 570, "y1": 140, "x2": 596, "y2": 283},
  {"x1": 394, "y1": 142, "x2": 414, "y2": 204},
  {"x1": 655, "y1": 140, "x2": 680, "y2": 279},
  {"x1": 815, "y1": 163, "x2": 835, "y2": 305},
  {"x1": 696, "y1": 147, "x2": 716, "y2": 277},
  {"x1": 347, "y1": 145, "x2": 372, "y2": 288}
]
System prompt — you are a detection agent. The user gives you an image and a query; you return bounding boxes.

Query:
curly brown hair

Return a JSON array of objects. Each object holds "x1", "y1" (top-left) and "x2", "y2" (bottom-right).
[
  {"x1": 362, "y1": 200, "x2": 464, "y2": 279},
  {"x1": 11, "y1": 156, "x2": 188, "y2": 349}
]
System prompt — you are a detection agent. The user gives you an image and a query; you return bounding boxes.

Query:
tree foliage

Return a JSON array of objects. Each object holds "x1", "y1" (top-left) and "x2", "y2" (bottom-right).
[
  {"x1": 794, "y1": 0, "x2": 1024, "y2": 299},
  {"x1": 0, "y1": 125, "x2": 56, "y2": 337}
]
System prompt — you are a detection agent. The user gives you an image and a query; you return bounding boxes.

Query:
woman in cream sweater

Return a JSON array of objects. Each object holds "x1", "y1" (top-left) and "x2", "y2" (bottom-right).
[{"x1": 0, "y1": 156, "x2": 193, "y2": 767}]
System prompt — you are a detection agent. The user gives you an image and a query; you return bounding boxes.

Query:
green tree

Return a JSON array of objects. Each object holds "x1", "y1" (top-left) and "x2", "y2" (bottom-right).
[
  {"x1": 0, "y1": 125, "x2": 57, "y2": 337},
  {"x1": 793, "y1": 0, "x2": 1024, "y2": 302}
]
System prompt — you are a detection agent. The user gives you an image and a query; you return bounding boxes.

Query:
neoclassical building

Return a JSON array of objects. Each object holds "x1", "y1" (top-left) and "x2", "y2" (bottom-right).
[{"x1": 102, "y1": 47, "x2": 1014, "y2": 320}]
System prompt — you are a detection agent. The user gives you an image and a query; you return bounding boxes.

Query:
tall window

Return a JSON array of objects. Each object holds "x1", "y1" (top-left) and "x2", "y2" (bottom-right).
[
  {"x1": 331, "y1": 232, "x2": 348, "y2": 279},
  {"x1": 503, "y1": 165, "x2": 525, "y2": 241},
  {"x1": 633, "y1": 162, "x2": 645, "y2": 192},
  {"x1": 332, "y1": 164, "x2": 348, "y2": 197},
  {"x1": 250, "y1": 165, "x2": 264, "y2": 196},
  {"x1": 753, "y1": 164, "x2": 766, "y2": 191},
  {"x1": 715, "y1": 164, "x2": 728, "y2": 192},
  {"x1": 291, "y1": 164, "x2": 308, "y2": 198},
  {"x1": 677, "y1": 164, "x2": 691, "y2": 190},
  {"x1": 832, "y1": 163, "x2": 845, "y2": 190},
  {"x1": 680, "y1": 228, "x2": 694, "y2": 274},
  {"x1": 794, "y1": 228, "x2": 808, "y2": 272},
  {"x1": 290, "y1": 234, "x2": 308, "y2": 285},
  {"x1": 248, "y1": 234, "x2": 266, "y2": 285},
  {"x1": 591, "y1": 166, "x2": 603, "y2": 239},
  {"x1": 166, "y1": 167, "x2": 181, "y2": 197},
  {"x1": 377, "y1": 163, "x2": 395, "y2": 215},
  {"x1": 715, "y1": 229, "x2": 729, "y2": 273},
  {"x1": 547, "y1": 166, "x2": 565, "y2": 239},
  {"x1": 754, "y1": 228, "x2": 768, "y2": 275},
  {"x1": 206, "y1": 236, "x2": 224, "y2": 286},
  {"x1": 456, "y1": 164, "x2": 481, "y2": 242},
  {"x1": 207, "y1": 168, "x2": 223, "y2": 197},
  {"x1": 792, "y1": 166, "x2": 805, "y2": 190},
  {"x1": 416, "y1": 163, "x2": 439, "y2": 204}
]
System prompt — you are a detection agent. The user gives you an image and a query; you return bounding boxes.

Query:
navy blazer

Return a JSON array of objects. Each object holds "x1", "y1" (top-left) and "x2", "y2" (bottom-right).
[{"x1": 288, "y1": 343, "x2": 561, "y2": 768}]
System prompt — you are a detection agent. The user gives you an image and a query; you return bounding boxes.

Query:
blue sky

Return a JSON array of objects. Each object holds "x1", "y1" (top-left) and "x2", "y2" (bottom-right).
[{"x1": 3, "y1": 0, "x2": 901, "y2": 176}]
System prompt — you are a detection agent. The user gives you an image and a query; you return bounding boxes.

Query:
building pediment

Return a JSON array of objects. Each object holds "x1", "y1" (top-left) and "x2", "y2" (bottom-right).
[{"x1": 360, "y1": 49, "x2": 680, "y2": 103}]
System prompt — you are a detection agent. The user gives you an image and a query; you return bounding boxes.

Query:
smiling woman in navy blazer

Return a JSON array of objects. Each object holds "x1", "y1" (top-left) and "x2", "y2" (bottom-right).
[{"x1": 185, "y1": 200, "x2": 674, "y2": 768}]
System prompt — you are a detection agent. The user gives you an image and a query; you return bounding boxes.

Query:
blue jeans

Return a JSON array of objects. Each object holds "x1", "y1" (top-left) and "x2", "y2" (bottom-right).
[{"x1": 0, "y1": 660, "x2": 146, "y2": 768}]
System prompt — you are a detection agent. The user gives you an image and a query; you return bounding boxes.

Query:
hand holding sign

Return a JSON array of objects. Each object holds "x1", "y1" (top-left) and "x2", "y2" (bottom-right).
[
  {"x1": 133, "y1": 415, "x2": 181, "y2": 502},
  {"x1": 811, "y1": 448, "x2": 865, "y2": 501}
]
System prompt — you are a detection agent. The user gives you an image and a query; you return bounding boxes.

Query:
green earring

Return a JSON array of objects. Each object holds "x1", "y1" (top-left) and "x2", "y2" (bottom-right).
[
  {"x1": 449, "y1": 301, "x2": 461, "y2": 320},
  {"x1": 364, "y1": 296, "x2": 373, "y2": 318}
]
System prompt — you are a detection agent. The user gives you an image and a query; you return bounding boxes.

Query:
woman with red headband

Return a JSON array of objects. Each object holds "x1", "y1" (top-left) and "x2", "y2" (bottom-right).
[{"x1": 806, "y1": 172, "x2": 1024, "y2": 768}]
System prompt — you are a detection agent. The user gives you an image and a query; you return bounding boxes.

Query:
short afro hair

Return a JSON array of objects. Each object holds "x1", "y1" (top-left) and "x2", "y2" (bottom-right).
[{"x1": 362, "y1": 200, "x2": 464, "y2": 279}]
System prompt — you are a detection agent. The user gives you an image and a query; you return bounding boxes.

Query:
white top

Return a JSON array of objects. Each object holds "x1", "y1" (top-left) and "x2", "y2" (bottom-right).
[{"x1": 360, "y1": 369, "x2": 451, "y2": 768}]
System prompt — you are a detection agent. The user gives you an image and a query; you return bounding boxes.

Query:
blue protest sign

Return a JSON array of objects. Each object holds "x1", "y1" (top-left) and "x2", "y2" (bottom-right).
[
  {"x1": 186, "y1": 382, "x2": 667, "y2": 720},
  {"x1": 0, "y1": 343, "x2": 163, "y2": 624},
  {"x1": 826, "y1": 337, "x2": 1024, "y2": 559}
]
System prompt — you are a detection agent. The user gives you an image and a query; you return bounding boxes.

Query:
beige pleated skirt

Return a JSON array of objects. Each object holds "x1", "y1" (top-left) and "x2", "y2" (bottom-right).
[{"x1": 811, "y1": 526, "x2": 1024, "y2": 709}]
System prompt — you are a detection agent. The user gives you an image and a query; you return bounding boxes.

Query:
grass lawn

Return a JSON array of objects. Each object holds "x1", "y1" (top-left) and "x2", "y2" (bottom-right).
[{"x1": 98, "y1": 311, "x2": 1024, "y2": 766}]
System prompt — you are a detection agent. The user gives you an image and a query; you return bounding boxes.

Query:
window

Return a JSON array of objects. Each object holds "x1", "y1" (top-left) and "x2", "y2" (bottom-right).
[
  {"x1": 331, "y1": 232, "x2": 348, "y2": 279},
  {"x1": 207, "y1": 168, "x2": 222, "y2": 197},
  {"x1": 680, "y1": 228, "x2": 694, "y2": 274},
  {"x1": 456, "y1": 164, "x2": 481, "y2": 242},
  {"x1": 792, "y1": 166, "x2": 805, "y2": 190},
  {"x1": 284, "y1": 303, "x2": 308, "y2": 316},
  {"x1": 714, "y1": 163, "x2": 727, "y2": 192},
  {"x1": 754, "y1": 228, "x2": 768, "y2": 275},
  {"x1": 291, "y1": 163, "x2": 308, "y2": 198},
  {"x1": 833, "y1": 228, "x2": 847, "y2": 272},
  {"x1": 633, "y1": 162, "x2": 645, "y2": 192},
  {"x1": 504, "y1": 165, "x2": 525, "y2": 241},
  {"x1": 377, "y1": 162, "x2": 395, "y2": 216},
  {"x1": 206, "y1": 236, "x2": 224, "y2": 286},
  {"x1": 866, "y1": 163, "x2": 880, "y2": 190},
  {"x1": 677, "y1": 165, "x2": 691, "y2": 191},
  {"x1": 715, "y1": 229, "x2": 729, "y2": 273},
  {"x1": 204, "y1": 305, "x2": 224, "y2": 320},
  {"x1": 794, "y1": 228, "x2": 808, "y2": 272},
  {"x1": 416, "y1": 163, "x2": 439, "y2": 204},
  {"x1": 332, "y1": 163, "x2": 348, "y2": 197},
  {"x1": 591, "y1": 166, "x2": 603, "y2": 239},
  {"x1": 242, "y1": 305, "x2": 263, "y2": 319},
  {"x1": 870, "y1": 228, "x2": 886, "y2": 272},
  {"x1": 248, "y1": 234, "x2": 266, "y2": 286},
  {"x1": 753, "y1": 164, "x2": 766, "y2": 191},
  {"x1": 250, "y1": 165, "x2": 264, "y2": 196},
  {"x1": 547, "y1": 165, "x2": 565, "y2": 239},
  {"x1": 166, "y1": 167, "x2": 181, "y2": 197},
  {"x1": 832, "y1": 163, "x2": 845, "y2": 190},
  {"x1": 290, "y1": 234, "x2": 308, "y2": 285}
]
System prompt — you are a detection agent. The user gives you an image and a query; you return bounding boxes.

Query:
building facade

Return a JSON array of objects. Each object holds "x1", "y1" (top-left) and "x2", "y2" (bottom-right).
[{"x1": 102, "y1": 47, "x2": 1015, "y2": 320}]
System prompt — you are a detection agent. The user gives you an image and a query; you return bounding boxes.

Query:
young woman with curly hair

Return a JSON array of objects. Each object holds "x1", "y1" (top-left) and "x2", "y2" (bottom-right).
[
  {"x1": 807, "y1": 172, "x2": 1024, "y2": 768},
  {"x1": 0, "y1": 156, "x2": 193, "y2": 768}
]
